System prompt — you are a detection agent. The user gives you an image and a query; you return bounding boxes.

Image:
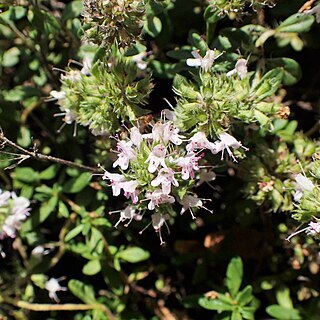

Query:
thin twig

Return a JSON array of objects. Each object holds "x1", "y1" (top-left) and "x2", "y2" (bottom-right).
[
  {"x1": 2, "y1": 296, "x2": 115, "y2": 318},
  {"x1": 0, "y1": 131, "x2": 100, "y2": 172}
]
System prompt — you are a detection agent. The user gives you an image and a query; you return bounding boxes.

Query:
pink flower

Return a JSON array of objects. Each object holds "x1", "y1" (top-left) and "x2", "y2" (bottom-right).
[
  {"x1": 109, "y1": 206, "x2": 138, "y2": 228},
  {"x1": 145, "y1": 145, "x2": 167, "y2": 173},
  {"x1": 102, "y1": 171, "x2": 126, "y2": 196},
  {"x1": 175, "y1": 153, "x2": 201, "y2": 180},
  {"x1": 180, "y1": 194, "x2": 213, "y2": 219},
  {"x1": 113, "y1": 140, "x2": 136, "y2": 170},
  {"x1": 122, "y1": 180, "x2": 140, "y2": 204},
  {"x1": 307, "y1": 222, "x2": 320, "y2": 236},
  {"x1": 151, "y1": 168, "x2": 179, "y2": 194},
  {"x1": 130, "y1": 126, "x2": 143, "y2": 148},
  {"x1": 152, "y1": 213, "x2": 170, "y2": 245},
  {"x1": 213, "y1": 132, "x2": 248, "y2": 162},
  {"x1": 186, "y1": 132, "x2": 215, "y2": 153},
  {"x1": 146, "y1": 189, "x2": 175, "y2": 210},
  {"x1": 227, "y1": 58, "x2": 248, "y2": 79}
]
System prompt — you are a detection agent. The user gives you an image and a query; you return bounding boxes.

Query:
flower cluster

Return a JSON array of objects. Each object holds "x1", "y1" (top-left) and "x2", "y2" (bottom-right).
[
  {"x1": 0, "y1": 189, "x2": 31, "y2": 239},
  {"x1": 102, "y1": 118, "x2": 248, "y2": 243}
]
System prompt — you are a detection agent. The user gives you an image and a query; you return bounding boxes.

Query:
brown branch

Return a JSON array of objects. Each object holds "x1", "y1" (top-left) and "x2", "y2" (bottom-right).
[{"x1": 0, "y1": 131, "x2": 100, "y2": 173}]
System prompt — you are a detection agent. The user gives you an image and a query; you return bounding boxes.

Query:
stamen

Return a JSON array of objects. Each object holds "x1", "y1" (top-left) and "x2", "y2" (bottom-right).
[
  {"x1": 139, "y1": 222, "x2": 152, "y2": 234},
  {"x1": 285, "y1": 227, "x2": 309, "y2": 241}
]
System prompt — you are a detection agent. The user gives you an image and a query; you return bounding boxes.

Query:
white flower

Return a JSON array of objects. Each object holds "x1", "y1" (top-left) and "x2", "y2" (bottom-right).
[
  {"x1": 212, "y1": 132, "x2": 248, "y2": 162},
  {"x1": 151, "y1": 121, "x2": 184, "y2": 145},
  {"x1": 45, "y1": 277, "x2": 67, "y2": 303},
  {"x1": 1, "y1": 193, "x2": 31, "y2": 238},
  {"x1": 151, "y1": 213, "x2": 170, "y2": 245},
  {"x1": 186, "y1": 132, "x2": 215, "y2": 153},
  {"x1": 102, "y1": 171, "x2": 126, "y2": 196},
  {"x1": 305, "y1": 4, "x2": 320, "y2": 23},
  {"x1": 122, "y1": 180, "x2": 140, "y2": 204},
  {"x1": 146, "y1": 189, "x2": 175, "y2": 210},
  {"x1": 130, "y1": 126, "x2": 143, "y2": 148},
  {"x1": 186, "y1": 49, "x2": 222, "y2": 72},
  {"x1": 145, "y1": 145, "x2": 167, "y2": 173},
  {"x1": 110, "y1": 206, "x2": 138, "y2": 228},
  {"x1": 113, "y1": 140, "x2": 136, "y2": 170},
  {"x1": 61, "y1": 70, "x2": 81, "y2": 83},
  {"x1": 197, "y1": 170, "x2": 216, "y2": 186},
  {"x1": 0, "y1": 189, "x2": 10, "y2": 206},
  {"x1": 50, "y1": 90, "x2": 66, "y2": 100},
  {"x1": 81, "y1": 55, "x2": 93, "y2": 75},
  {"x1": 151, "y1": 168, "x2": 179, "y2": 194},
  {"x1": 31, "y1": 245, "x2": 51, "y2": 257},
  {"x1": 131, "y1": 51, "x2": 149, "y2": 70},
  {"x1": 226, "y1": 58, "x2": 248, "y2": 79},
  {"x1": 306, "y1": 222, "x2": 320, "y2": 236},
  {"x1": 180, "y1": 194, "x2": 213, "y2": 219},
  {"x1": 175, "y1": 153, "x2": 201, "y2": 180},
  {"x1": 293, "y1": 173, "x2": 315, "y2": 201}
]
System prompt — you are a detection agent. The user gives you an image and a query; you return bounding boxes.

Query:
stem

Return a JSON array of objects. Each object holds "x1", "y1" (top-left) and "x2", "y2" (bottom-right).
[
  {"x1": 2, "y1": 296, "x2": 114, "y2": 318},
  {"x1": 0, "y1": 132, "x2": 100, "y2": 173}
]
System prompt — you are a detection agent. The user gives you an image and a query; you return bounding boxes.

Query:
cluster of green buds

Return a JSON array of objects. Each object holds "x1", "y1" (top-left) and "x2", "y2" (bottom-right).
[
  {"x1": 100, "y1": 115, "x2": 249, "y2": 243},
  {"x1": 207, "y1": 0, "x2": 275, "y2": 17},
  {"x1": 82, "y1": 0, "x2": 146, "y2": 49},
  {"x1": 49, "y1": 48, "x2": 153, "y2": 136},
  {"x1": 239, "y1": 131, "x2": 319, "y2": 213},
  {"x1": 173, "y1": 49, "x2": 288, "y2": 139}
]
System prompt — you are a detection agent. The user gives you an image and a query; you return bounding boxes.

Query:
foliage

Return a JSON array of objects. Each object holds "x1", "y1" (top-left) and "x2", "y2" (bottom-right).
[{"x1": 0, "y1": 0, "x2": 320, "y2": 319}]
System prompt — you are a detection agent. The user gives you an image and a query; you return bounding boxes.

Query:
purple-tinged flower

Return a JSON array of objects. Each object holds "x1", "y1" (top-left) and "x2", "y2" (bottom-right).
[
  {"x1": 122, "y1": 180, "x2": 140, "y2": 204},
  {"x1": 0, "y1": 190, "x2": 10, "y2": 206},
  {"x1": 113, "y1": 140, "x2": 136, "y2": 170},
  {"x1": 130, "y1": 126, "x2": 143, "y2": 148},
  {"x1": 293, "y1": 173, "x2": 315, "y2": 201},
  {"x1": 213, "y1": 132, "x2": 248, "y2": 162},
  {"x1": 227, "y1": 58, "x2": 248, "y2": 79},
  {"x1": 151, "y1": 168, "x2": 179, "y2": 194},
  {"x1": 146, "y1": 189, "x2": 175, "y2": 210},
  {"x1": 286, "y1": 221, "x2": 320, "y2": 241},
  {"x1": 102, "y1": 171, "x2": 126, "y2": 196},
  {"x1": 45, "y1": 277, "x2": 67, "y2": 303},
  {"x1": 197, "y1": 170, "x2": 216, "y2": 186},
  {"x1": 180, "y1": 194, "x2": 213, "y2": 219},
  {"x1": 109, "y1": 206, "x2": 138, "y2": 228},
  {"x1": 145, "y1": 145, "x2": 167, "y2": 173},
  {"x1": 152, "y1": 213, "x2": 170, "y2": 245},
  {"x1": 186, "y1": 132, "x2": 215, "y2": 153},
  {"x1": 175, "y1": 153, "x2": 201, "y2": 180}
]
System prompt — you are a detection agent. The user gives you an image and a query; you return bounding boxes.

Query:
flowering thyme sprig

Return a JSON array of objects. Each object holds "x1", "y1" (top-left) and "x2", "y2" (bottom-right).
[{"x1": 100, "y1": 116, "x2": 248, "y2": 243}]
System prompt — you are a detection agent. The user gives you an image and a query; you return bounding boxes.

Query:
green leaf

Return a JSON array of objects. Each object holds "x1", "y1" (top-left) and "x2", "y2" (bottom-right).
[
  {"x1": 28, "y1": 8, "x2": 60, "y2": 35},
  {"x1": 204, "y1": 6, "x2": 222, "y2": 24},
  {"x1": 61, "y1": 1, "x2": 83, "y2": 21},
  {"x1": 0, "y1": 6, "x2": 26, "y2": 23},
  {"x1": 82, "y1": 259, "x2": 101, "y2": 276},
  {"x1": 254, "y1": 110, "x2": 269, "y2": 127},
  {"x1": 68, "y1": 279, "x2": 97, "y2": 304},
  {"x1": 144, "y1": 16, "x2": 162, "y2": 37},
  {"x1": 251, "y1": 68, "x2": 283, "y2": 101},
  {"x1": 13, "y1": 167, "x2": 39, "y2": 183},
  {"x1": 237, "y1": 285, "x2": 253, "y2": 306},
  {"x1": 266, "y1": 305, "x2": 301, "y2": 320},
  {"x1": 231, "y1": 310, "x2": 243, "y2": 320},
  {"x1": 65, "y1": 225, "x2": 84, "y2": 242},
  {"x1": 265, "y1": 58, "x2": 301, "y2": 86},
  {"x1": 117, "y1": 247, "x2": 150, "y2": 263},
  {"x1": 39, "y1": 165, "x2": 59, "y2": 180},
  {"x1": 199, "y1": 296, "x2": 234, "y2": 312},
  {"x1": 188, "y1": 32, "x2": 207, "y2": 54},
  {"x1": 58, "y1": 201, "x2": 69, "y2": 218},
  {"x1": 276, "y1": 288, "x2": 293, "y2": 309},
  {"x1": 3, "y1": 86, "x2": 41, "y2": 102},
  {"x1": 63, "y1": 172, "x2": 92, "y2": 193},
  {"x1": 2, "y1": 47, "x2": 20, "y2": 67},
  {"x1": 277, "y1": 13, "x2": 315, "y2": 33},
  {"x1": 39, "y1": 196, "x2": 58, "y2": 223},
  {"x1": 225, "y1": 257, "x2": 243, "y2": 297}
]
